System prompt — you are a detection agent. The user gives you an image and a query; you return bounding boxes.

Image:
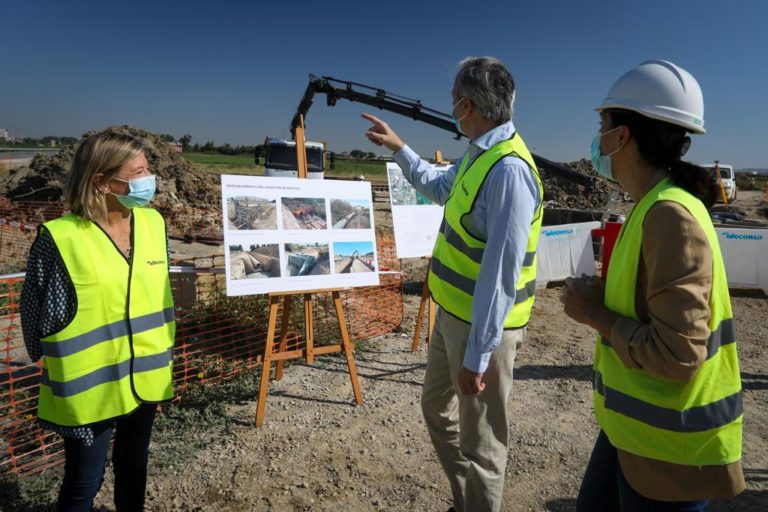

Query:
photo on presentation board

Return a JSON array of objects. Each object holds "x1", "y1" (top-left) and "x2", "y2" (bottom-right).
[
  {"x1": 284, "y1": 242, "x2": 331, "y2": 276},
  {"x1": 228, "y1": 243, "x2": 281, "y2": 280},
  {"x1": 387, "y1": 167, "x2": 435, "y2": 206},
  {"x1": 386, "y1": 162, "x2": 447, "y2": 259},
  {"x1": 281, "y1": 197, "x2": 327, "y2": 230},
  {"x1": 333, "y1": 241, "x2": 376, "y2": 273},
  {"x1": 330, "y1": 198, "x2": 372, "y2": 229},
  {"x1": 226, "y1": 196, "x2": 277, "y2": 230}
]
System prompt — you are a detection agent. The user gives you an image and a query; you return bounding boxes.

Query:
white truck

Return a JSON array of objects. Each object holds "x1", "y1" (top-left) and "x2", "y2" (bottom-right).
[
  {"x1": 702, "y1": 163, "x2": 737, "y2": 202},
  {"x1": 257, "y1": 137, "x2": 326, "y2": 179}
]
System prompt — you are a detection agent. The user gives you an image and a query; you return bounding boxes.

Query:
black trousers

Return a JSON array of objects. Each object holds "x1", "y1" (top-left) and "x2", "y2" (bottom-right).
[
  {"x1": 577, "y1": 430, "x2": 710, "y2": 512},
  {"x1": 56, "y1": 403, "x2": 157, "y2": 512}
]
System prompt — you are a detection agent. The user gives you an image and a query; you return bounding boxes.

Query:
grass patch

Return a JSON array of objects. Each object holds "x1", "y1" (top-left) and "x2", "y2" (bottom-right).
[
  {"x1": 183, "y1": 153, "x2": 264, "y2": 176},
  {"x1": 329, "y1": 158, "x2": 386, "y2": 179},
  {"x1": 0, "y1": 469, "x2": 62, "y2": 511},
  {"x1": 181, "y1": 152, "x2": 388, "y2": 179},
  {"x1": 736, "y1": 175, "x2": 768, "y2": 192},
  {"x1": 181, "y1": 152, "x2": 257, "y2": 167},
  {"x1": 194, "y1": 164, "x2": 265, "y2": 176},
  {"x1": 150, "y1": 368, "x2": 260, "y2": 471}
]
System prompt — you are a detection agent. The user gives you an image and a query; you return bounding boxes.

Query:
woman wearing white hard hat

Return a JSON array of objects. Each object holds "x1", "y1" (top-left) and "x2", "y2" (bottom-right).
[{"x1": 561, "y1": 60, "x2": 745, "y2": 510}]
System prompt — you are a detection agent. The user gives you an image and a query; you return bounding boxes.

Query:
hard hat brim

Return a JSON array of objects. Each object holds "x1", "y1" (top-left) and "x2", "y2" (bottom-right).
[{"x1": 595, "y1": 99, "x2": 706, "y2": 134}]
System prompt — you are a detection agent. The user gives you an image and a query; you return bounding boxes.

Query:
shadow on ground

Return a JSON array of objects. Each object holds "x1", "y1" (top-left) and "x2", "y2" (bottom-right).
[{"x1": 515, "y1": 364, "x2": 593, "y2": 382}]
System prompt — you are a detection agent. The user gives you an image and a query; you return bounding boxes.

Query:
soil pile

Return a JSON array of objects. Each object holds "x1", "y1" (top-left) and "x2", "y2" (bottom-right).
[
  {"x1": 0, "y1": 125, "x2": 220, "y2": 206},
  {"x1": 540, "y1": 159, "x2": 620, "y2": 210}
]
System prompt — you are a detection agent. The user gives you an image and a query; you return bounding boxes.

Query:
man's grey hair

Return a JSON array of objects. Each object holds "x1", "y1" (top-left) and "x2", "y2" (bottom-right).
[{"x1": 454, "y1": 57, "x2": 516, "y2": 124}]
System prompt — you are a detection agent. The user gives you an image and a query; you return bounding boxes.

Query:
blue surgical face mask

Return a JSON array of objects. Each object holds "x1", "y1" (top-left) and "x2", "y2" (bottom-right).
[
  {"x1": 110, "y1": 174, "x2": 156, "y2": 208},
  {"x1": 451, "y1": 97, "x2": 468, "y2": 136},
  {"x1": 590, "y1": 127, "x2": 622, "y2": 182}
]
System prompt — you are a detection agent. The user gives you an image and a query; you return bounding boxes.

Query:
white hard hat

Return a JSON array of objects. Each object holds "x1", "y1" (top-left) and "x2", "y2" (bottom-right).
[{"x1": 597, "y1": 60, "x2": 705, "y2": 134}]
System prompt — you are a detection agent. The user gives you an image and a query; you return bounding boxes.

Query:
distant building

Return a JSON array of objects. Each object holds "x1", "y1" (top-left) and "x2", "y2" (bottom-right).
[
  {"x1": 168, "y1": 141, "x2": 182, "y2": 153},
  {"x1": 0, "y1": 128, "x2": 9, "y2": 141}
]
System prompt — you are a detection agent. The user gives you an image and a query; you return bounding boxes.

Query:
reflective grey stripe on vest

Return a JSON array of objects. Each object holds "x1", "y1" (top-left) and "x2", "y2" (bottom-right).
[
  {"x1": 431, "y1": 255, "x2": 536, "y2": 303},
  {"x1": 522, "y1": 251, "x2": 536, "y2": 266},
  {"x1": 439, "y1": 218, "x2": 484, "y2": 264},
  {"x1": 41, "y1": 348, "x2": 173, "y2": 398},
  {"x1": 600, "y1": 318, "x2": 735, "y2": 358},
  {"x1": 593, "y1": 370, "x2": 743, "y2": 433},
  {"x1": 514, "y1": 279, "x2": 536, "y2": 304},
  {"x1": 706, "y1": 318, "x2": 735, "y2": 360},
  {"x1": 431, "y1": 256, "x2": 475, "y2": 296},
  {"x1": 41, "y1": 307, "x2": 175, "y2": 358},
  {"x1": 439, "y1": 218, "x2": 536, "y2": 267}
]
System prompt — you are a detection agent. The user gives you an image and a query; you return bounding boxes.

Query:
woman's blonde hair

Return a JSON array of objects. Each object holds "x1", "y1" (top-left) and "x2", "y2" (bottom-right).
[{"x1": 64, "y1": 131, "x2": 148, "y2": 222}]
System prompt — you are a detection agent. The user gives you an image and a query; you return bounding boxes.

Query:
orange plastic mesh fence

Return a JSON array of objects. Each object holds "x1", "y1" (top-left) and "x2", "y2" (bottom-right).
[{"x1": 0, "y1": 200, "x2": 404, "y2": 475}]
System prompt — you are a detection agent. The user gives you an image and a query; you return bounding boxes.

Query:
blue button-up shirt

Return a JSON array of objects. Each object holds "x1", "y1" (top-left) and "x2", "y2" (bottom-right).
[{"x1": 394, "y1": 121, "x2": 540, "y2": 373}]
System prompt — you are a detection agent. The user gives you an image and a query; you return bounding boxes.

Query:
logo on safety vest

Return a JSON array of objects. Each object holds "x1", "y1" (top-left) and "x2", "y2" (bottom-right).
[{"x1": 147, "y1": 259, "x2": 167, "y2": 266}]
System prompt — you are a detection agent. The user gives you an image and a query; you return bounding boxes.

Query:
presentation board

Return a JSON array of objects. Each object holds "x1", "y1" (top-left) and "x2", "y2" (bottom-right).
[
  {"x1": 386, "y1": 162, "x2": 447, "y2": 259},
  {"x1": 221, "y1": 175, "x2": 379, "y2": 296}
]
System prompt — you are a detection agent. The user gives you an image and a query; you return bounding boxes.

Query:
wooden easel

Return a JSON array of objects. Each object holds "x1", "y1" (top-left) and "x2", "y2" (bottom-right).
[
  {"x1": 256, "y1": 289, "x2": 363, "y2": 427},
  {"x1": 254, "y1": 115, "x2": 363, "y2": 427},
  {"x1": 411, "y1": 259, "x2": 436, "y2": 352}
]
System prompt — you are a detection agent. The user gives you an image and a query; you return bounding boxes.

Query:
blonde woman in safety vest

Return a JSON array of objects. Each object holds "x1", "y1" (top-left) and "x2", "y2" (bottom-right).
[
  {"x1": 20, "y1": 130, "x2": 175, "y2": 511},
  {"x1": 561, "y1": 61, "x2": 744, "y2": 511}
]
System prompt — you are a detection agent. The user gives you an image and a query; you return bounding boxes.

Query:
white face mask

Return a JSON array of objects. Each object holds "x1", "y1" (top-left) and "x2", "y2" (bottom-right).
[
  {"x1": 109, "y1": 174, "x2": 157, "y2": 208},
  {"x1": 452, "y1": 97, "x2": 468, "y2": 136},
  {"x1": 590, "y1": 126, "x2": 623, "y2": 182}
]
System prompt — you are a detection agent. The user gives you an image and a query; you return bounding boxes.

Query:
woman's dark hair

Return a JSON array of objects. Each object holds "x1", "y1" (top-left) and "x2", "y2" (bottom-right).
[{"x1": 606, "y1": 109, "x2": 719, "y2": 208}]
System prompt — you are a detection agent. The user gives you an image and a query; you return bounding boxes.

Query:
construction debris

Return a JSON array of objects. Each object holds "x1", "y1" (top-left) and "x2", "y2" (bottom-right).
[
  {"x1": 0, "y1": 125, "x2": 220, "y2": 206},
  {"x1": 540, "y1": 159, "x2": 621, "y2": 210}
]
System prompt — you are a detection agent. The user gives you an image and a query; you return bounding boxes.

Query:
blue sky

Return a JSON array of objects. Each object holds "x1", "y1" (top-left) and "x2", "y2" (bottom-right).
[
  {"x1": 334, "y1": 241, "x2": 374, "y2": 257},
  {"x1": 3, "y1": 1, "x2": 767, "y2": 168}
]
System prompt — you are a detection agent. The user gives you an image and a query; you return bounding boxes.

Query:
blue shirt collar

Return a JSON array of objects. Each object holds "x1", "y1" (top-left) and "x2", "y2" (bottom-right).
[{"x1": 470, "y1": 120, "x2": 516, "y2": 151}]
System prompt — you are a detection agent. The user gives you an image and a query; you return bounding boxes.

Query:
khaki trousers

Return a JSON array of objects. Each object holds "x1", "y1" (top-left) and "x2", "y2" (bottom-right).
[{"x1": 421, "y1": 307, "x2": 522, "y2": 512}]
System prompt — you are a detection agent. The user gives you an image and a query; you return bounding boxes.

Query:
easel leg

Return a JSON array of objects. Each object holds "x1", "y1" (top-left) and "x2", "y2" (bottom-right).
[
  {"x1": 274, "y1": 295, "x2": 293, "y2": 381},
  {"x1": 304, "y1": 293, "x2": 314, "y2": 364},
  {"x1": 256, "y1": 295, "x2": 280, "y2": 427},
  {"x1": 332, "y1": 291, "x2": 363, "y2": 405}
]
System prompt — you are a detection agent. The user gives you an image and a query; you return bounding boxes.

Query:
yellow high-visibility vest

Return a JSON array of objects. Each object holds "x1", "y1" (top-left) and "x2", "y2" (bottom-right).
[
  {"x1": 428, "y1": 133, "x2": 543, "y2": 328},
  {"x1": 38, "y1": 208, "x2": 175, "y2": 426},
  {"x1": 594, "y1": 177, "x2": 742, "y2": 465}
]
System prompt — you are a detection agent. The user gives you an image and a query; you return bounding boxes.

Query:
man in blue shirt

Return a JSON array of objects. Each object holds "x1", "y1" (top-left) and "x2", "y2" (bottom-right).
[{"x1": 363, "y1": 57, "x2": 541, "y2": 511}]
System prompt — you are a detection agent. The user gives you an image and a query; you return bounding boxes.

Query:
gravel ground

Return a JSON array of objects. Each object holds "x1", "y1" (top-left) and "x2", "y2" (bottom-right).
[
  {"x1": 4, "y1": 193, "x2": 766, "y2": 512},
  {"x1": 85, "y1": 285, "x2": 766, "y2": 512}
]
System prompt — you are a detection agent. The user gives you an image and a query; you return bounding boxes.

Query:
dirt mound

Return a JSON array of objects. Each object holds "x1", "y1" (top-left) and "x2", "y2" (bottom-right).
[
  {"x1": 0, "y1": 125, "x2": 220, "y2": 206},
  {"x1": 540, "y1": 159, "x2": 620, "y2": 210}
]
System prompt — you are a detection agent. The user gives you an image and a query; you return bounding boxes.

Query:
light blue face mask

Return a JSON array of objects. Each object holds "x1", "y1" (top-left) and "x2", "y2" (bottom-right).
[
  {"x1": 452, "y1": 97, "x2": 468, "y2": 137},
  {"x1": 110, "y1": 174, "x2": 156, "y2": 209},
  {"x1": 590, "y1": 127, "x2": 622, "y2": 182}
]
